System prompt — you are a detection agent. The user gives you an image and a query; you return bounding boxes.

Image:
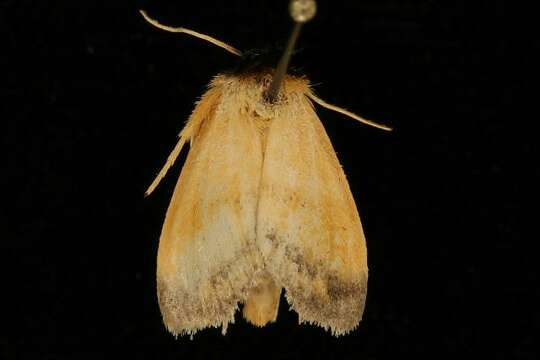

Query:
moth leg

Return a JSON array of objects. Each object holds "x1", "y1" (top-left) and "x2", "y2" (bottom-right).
[{"x1": 145, "y1": 126, "x2": 192, "y2": 196}]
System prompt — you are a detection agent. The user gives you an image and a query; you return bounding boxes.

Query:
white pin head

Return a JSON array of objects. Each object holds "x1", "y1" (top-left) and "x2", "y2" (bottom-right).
[{"x1": 290, "y1": 0, "x2": 317, "y2": 23}]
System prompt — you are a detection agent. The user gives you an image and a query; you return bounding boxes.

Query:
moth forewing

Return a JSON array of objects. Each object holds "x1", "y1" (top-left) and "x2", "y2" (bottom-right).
[
  {"x1": 156, "y1": 81, "x2": 265, "y2": 336},
  {"x1": 255, "y1": 81, "x2": 368, "y2": 336}
]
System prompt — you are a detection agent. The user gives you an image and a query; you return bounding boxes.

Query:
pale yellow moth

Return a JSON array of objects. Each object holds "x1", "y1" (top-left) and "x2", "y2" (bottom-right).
[{"x1": 141, "y1": 0, "x2": 392, "y2": 337}]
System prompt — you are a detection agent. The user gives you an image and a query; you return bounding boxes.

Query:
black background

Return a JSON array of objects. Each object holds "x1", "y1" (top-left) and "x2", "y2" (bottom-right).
[{"x1": 3, "y1": 0, "x2": 535, "y2": 358}]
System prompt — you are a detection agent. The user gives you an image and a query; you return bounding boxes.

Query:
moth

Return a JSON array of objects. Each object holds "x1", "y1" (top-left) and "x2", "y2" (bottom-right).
[{"x1": 141, "y1": 0, "x2": 391, "y2": 337}]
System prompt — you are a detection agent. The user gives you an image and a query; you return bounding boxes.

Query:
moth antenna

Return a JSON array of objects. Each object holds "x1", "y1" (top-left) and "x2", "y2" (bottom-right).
[
  {"x1": 266, "y1": 0, "x2": 317, "y2": 103},
  {"x1": 145, "y1": 125, "x2": 192, "y2": 196},
  {"x1": 139, "y1": 10, "x2": 242, "y2": 57},
  {"x1": 307, "y1": 92, "x2": 393, "y2": 131}
]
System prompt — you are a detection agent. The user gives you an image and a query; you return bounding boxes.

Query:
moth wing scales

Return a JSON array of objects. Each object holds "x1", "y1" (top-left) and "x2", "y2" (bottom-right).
[
  {"x1": 256, "y1": 88, "x2": 368, "y2": 336},
  {"x1": 157, "y1": 81, "x2": 264, "y2": 336}
]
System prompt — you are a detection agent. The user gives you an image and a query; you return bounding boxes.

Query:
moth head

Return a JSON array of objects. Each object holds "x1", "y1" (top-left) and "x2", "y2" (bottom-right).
[{"x1": 226, "y1": 47, "x2": 306, "y2": 104}]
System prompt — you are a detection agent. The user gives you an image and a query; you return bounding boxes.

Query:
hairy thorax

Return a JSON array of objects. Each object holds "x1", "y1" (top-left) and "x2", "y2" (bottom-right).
[{"x1": 213, "y1": 72, "x2": 311, "y2": 124}]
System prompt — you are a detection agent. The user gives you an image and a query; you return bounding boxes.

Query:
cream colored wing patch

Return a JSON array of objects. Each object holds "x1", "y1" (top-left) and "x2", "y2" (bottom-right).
[
  {"x1": 156, "y1": 83, "x2": 265, "y2": 336},
  {"x1": 256, "y1": 94, "x2": 368, "y2": 336}
]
